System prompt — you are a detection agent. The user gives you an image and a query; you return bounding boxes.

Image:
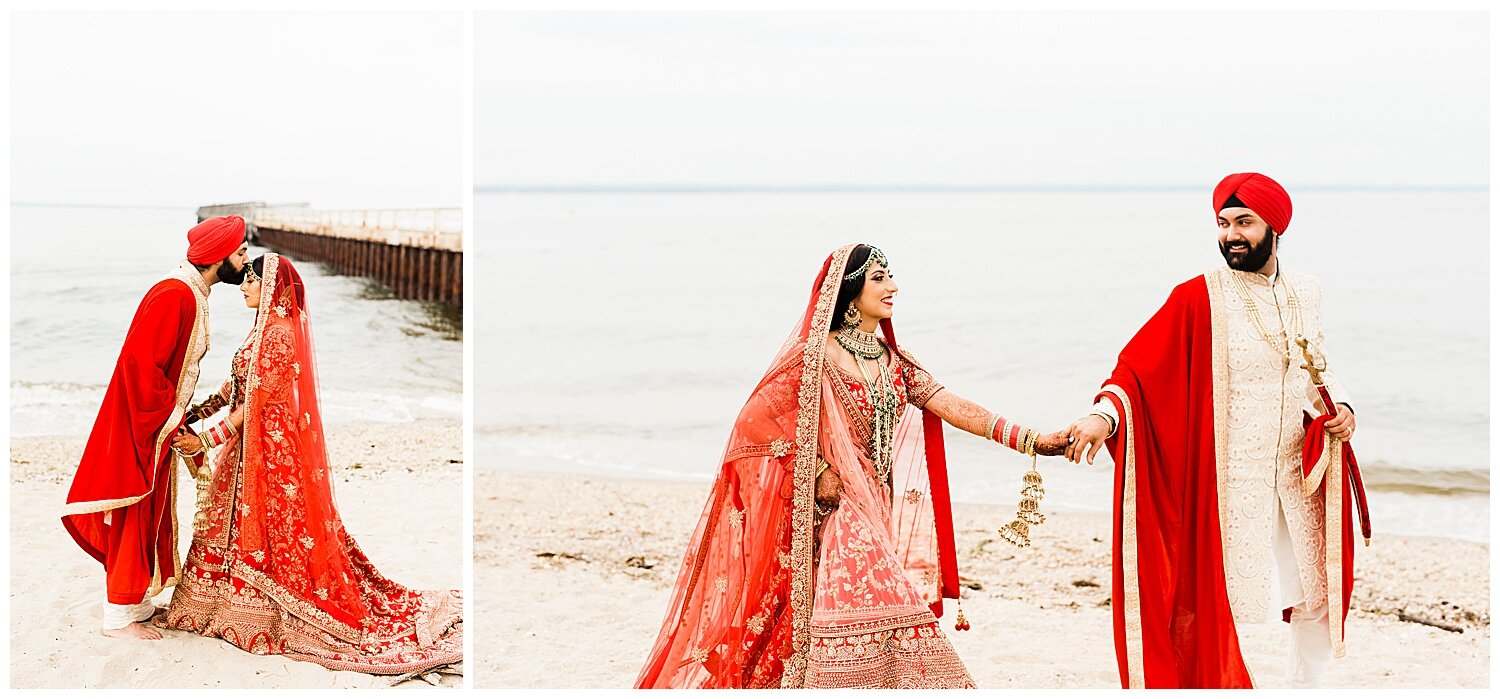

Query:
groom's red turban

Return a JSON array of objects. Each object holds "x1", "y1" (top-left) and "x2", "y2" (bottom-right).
[
  {"x1": 1213, "y1": 172, "x2": 1292, "y2": 235},
  {"x1": 186, "y1": 216, "x2": 247, "y2": 264}
]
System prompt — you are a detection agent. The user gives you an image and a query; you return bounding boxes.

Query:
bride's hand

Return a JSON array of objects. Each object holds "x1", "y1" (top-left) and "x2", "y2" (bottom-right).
[
  {"x1": 815, "y1": 467, "x2": 842, "y2": 508},
  {"x1": 1033, "y1": 430, "x2": 1071, "y2": 457},
  {"x1": 172, "y1": 433, "x2": 204, "y2": 454}
]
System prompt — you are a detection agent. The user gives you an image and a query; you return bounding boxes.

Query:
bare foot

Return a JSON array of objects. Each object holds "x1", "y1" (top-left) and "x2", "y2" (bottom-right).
[{"x1": 101, "y1": 622, "x2": 162, "y2": 640}]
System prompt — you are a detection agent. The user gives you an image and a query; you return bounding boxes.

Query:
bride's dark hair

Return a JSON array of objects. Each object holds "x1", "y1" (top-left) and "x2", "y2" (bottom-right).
[{"x1": 829, "y1": 244, "x2": 876, "y2": 331}]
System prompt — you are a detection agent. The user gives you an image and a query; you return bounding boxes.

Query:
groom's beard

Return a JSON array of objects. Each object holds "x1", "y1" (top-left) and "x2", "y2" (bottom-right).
[
  {"x1": 1220, "y1": 233, "x2": 1276, "y2": 272},
  {"x1": 216, "y1": 259, "x2": 246, "y2": 285}
]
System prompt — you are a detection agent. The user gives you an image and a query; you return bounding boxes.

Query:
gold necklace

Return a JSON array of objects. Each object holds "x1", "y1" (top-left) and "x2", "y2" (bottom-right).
[
  {"x1": 836, "y1": 324, "x2": 884, "y2": 359},
  {"x1": 1228, "y1": 271, "x2": 1303, "y2": 363},
  {"x1": 851, "y1": 351, "x2": 901, "y2": 484}
]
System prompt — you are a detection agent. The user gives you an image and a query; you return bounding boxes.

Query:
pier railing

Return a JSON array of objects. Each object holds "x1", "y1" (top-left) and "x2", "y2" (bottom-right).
[
  {"x1": 196, "y1": 202, "x2": 463, "y2": 306},
  {"x1": 250, "y1": 207, "x2": 462, "y2": 251}
]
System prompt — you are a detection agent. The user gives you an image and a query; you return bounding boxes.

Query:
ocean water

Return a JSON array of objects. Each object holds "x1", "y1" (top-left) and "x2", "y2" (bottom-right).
[
  {"x1": 475, "y1": 190, "x2": 1489, "y2": 541},
  {"x1": 9, "y1": 205, "x2": 462, "y2": 438}
]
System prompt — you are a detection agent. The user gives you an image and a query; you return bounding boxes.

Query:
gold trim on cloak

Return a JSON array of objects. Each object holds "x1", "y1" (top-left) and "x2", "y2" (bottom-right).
[
  {"x1": 1325, "y1": 428, "x2": 1348, "y2": 657},
  {"x1": 1205, "y1": 269, "x2": 1256, "y2": 687},
  {"x1": 1098, "y1": 384, "x2": 1144, "y2": 690}
]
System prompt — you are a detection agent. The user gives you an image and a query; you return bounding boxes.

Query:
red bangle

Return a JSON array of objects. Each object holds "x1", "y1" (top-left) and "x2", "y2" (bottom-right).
[{"x1": 991, "y1": 417, "x2": 1009, "y2": 443}]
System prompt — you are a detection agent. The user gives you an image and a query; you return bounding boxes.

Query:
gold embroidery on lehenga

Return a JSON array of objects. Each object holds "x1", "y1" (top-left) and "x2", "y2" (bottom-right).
[
  {"x1": 746, "y1": 611, "x2": 769, "y2": 635},
  {"x1": 159, "y1": 254, "x2": 462, "y2": 675},
  {"x1": 804, "y1": 623, "x2": 972, "y2": 689}
]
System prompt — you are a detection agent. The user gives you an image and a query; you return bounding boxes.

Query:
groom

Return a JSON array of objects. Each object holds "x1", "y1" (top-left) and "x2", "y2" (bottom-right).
[
  {"x1": 1064, "y1": 173, "x2": 1361, "y2": 688},
  {"x1": 62, "y1": 216, "x2": 249, "y2": 640}
]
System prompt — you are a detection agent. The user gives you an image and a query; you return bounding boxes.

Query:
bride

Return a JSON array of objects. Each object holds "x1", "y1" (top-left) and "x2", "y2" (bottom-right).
[
  {"x1": 637, "y1": 244, "x2": 1066, "y2": 688},
  {"x1": 162, "y1": 253, "x2": 462, "y2": 674}
]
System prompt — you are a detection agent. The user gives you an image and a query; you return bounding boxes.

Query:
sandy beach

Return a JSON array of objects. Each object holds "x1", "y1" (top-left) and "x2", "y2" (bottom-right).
[
  {"x1": 475, "y1": 467, "x2": 1488, "y2": 689},
  {"x1": 10, "y1": 418, "x2": 464, "y2": 689}
]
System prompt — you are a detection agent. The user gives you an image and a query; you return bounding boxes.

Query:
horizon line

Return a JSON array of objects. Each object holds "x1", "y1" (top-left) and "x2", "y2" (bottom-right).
[{"x1": 477, "y1": 183, "x2": 1489, "y2": 194}]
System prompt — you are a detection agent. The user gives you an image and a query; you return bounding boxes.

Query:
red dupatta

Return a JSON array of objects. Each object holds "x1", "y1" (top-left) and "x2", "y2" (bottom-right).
[{"x1": 636, "y1": 244, "x2": 959, "y2": 689}]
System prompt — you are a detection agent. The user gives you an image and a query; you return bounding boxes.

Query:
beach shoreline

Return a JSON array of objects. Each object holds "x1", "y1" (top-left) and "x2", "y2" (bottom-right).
[
  {"x1": 475, "y1": 467, "x2": 1488, "y2": 689},
  {"x1": 10, "y1": 418, "x2": 464, "y2": 689}
]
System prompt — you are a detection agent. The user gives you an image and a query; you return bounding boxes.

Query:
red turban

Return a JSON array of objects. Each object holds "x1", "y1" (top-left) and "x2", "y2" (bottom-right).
[
  {"x1": 1213, "y1": 172, "x2": 1292, "y2": 235},
  {"x1": 186, "y1": 216, "x2": 247, "y2": 264}
]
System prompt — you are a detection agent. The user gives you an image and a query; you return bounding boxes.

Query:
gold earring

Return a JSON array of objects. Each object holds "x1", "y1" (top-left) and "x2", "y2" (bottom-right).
[{"x1": 843, "y1": 301, "x2": 861, "y2": 328}]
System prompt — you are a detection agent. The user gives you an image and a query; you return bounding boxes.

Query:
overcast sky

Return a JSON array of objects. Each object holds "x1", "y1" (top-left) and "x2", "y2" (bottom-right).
[
  {"x1": 477, "y1": 11, "x2": 1488, "y2": 189},
  {"x1": 12, "y1": 11, "x2": 462, "y2": 209}
]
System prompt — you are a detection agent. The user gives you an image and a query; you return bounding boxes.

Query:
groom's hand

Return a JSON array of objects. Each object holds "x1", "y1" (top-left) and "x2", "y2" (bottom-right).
[
  {"x1": 1323, "y1": 403, "x2": 1356, "y2": 441},
  {"x1": 1064, "y1": 415, "x2": 1111, "y2": 465}
]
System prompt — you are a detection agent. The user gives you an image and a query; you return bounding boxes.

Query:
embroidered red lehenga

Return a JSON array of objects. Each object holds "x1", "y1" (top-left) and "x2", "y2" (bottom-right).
[
  {"x1": 158, "y1": 254, "x2": 462, "y2": 674},
  {"x1": 637, "y1": 244, "x2": 974, "y2": 689}
]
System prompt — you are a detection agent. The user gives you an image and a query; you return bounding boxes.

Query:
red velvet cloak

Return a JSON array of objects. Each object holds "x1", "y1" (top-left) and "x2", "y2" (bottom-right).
[{"x1": 63, "y1": 268, "x2": 210, "y2": 599}]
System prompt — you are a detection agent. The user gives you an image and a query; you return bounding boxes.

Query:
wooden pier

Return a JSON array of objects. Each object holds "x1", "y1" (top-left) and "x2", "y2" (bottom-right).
[{"x1": 196, "y1": 203, "x2": 462, "y2": 307}]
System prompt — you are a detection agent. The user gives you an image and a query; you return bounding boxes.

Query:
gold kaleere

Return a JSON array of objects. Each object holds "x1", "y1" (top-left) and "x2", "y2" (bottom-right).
[
  {"x1": 182, "y1": 448, "x2": 214, "y2": 533},
  {"x1": 999, "y1": 437, "x2": 1045, "y2": 548}
]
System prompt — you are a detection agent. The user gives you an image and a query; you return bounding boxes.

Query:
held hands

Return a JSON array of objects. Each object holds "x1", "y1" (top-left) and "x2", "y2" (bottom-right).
[
  {"x1": 1033, "y1": 430, "x2": 1070, "y2": 457},
  {"x1": 815, "y1": 466, "x2": 843, "y2": 509},
  {"x1": 1063, "y1": 414, "x2": 1111, "y2": 465},
  {"x1": 171, "y1": 431, "x2": 204, "y2": 455},
  {"x1": 1323, "y1": 403, "x2": 1356, "y2": 441}
]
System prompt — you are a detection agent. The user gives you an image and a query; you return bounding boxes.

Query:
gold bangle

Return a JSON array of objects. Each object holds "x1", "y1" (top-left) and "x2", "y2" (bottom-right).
[
  {"x1": 1090, "y1": 410, "x2": 1117, "y2": 437},
  {"x1": 815, "y1": 458, "x2": 830, "y2": 479},
  {"x1": 985, "y1": 413, "x2": 1002, "y2": 442}
]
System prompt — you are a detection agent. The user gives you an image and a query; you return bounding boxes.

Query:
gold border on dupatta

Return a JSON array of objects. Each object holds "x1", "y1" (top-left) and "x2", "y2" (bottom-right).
[
  {"x1": 1099, "y1": 384, "x2": 1144, "y2": 690},
  {"x1": 780, "y1": 243, "x2": 856, "y2": 689}
]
